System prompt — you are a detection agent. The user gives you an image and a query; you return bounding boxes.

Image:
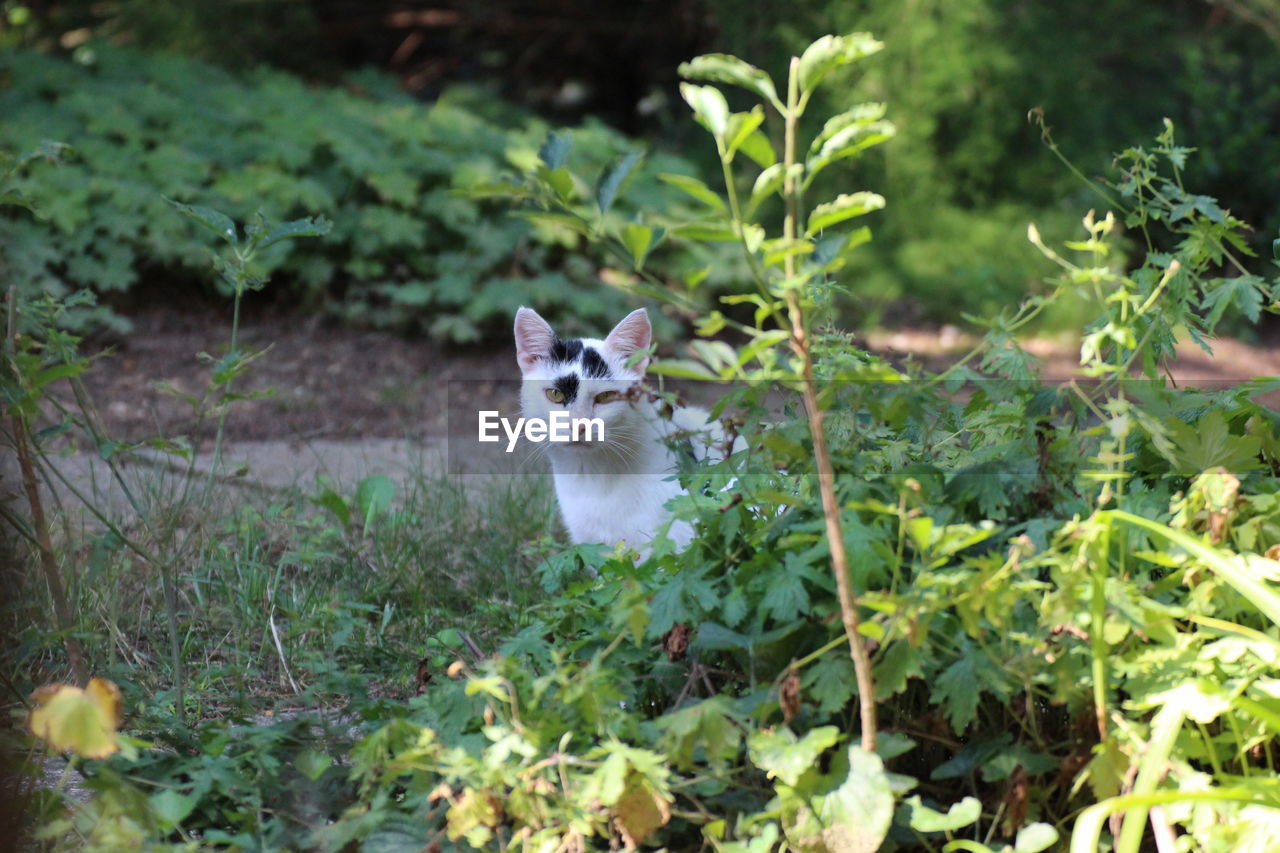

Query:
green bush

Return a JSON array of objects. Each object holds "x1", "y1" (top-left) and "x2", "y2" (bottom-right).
[
  {"x1": 706, "y1": 0, "x2": 1280, "y2": 327},
  {"x1": 0, "y1": 45, "x2": 722, "y2": 340}
]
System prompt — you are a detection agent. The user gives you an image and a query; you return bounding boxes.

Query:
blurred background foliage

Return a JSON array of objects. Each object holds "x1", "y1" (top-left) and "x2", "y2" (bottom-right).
[{"x1": 2, "y1": 0, "x2": 1278, "y2": 338}]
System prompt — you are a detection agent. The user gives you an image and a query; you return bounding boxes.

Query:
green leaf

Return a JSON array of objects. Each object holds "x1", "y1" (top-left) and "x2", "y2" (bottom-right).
[
  {"x1": 679, "y1": 53, "x2": 782, "y2": 109},
  {"x1": 620, "y1": 223, "x2": 660, "y2": 270},
  {"x1": 356, "y1": 474, "x2": 396, "y2": 531},
  {"x1": 808, "y1": 748, "x2": 895, "y2": 853},
  {"x1": 931, "y1": 656, "x2": 980, "y2": 733},
  {"x1": 1107, "y1": 511, "x2": 1280, "y2": 631},
  {"x1": 1161, "y1": 409, "x2": 1262, "y2": 475},
  {"x1": 657, "y1": 173, "x2": 727, "y2": 212},
  {"x1": 748, "y1": 726, "x2": 841, "y2": 786},
  {"x1": 905, "y1": 795, "x2": 981, "y2": 833},
  {"x1": 1014, "y1": 823, "x2": 1060, "y2": 853},
  {"x1": 806, "y1": 192, "x2": 886, "y2": 236},
  {"x1": 1201, "y1": 274, "x2": 1265, "y2": 327},
  {"x1": 597, "y1": 150, "x2": 644, "y2": 213},
  {"x1": 749, "y1": 163, "x2": 791, "y2": 213},
  {"x1": 296, "y1": 748, "x2": 333, "y2": 781},
  {"x1": 166, "y1": 198, "x2": 238, "y2": 244},
  {"x1": 656, "y1": 697, "x2": 742, "y2": 771},
  {"x1": 739, "y1": 128, "x2": 777, "y2": 168},
  {"x1": 724, "y1": 107, "x2": 766, "y2": 163},
  {"x1": 253, "y1": 215, "x2": 332, "y2": 252},
  {"x1": 517, "y1": 210, "x2": 592, "y2": 237},
  {"x1": 679, "y1": 83, "x2": 730, "y2": 139},
  {"x1": 538, "y1": 131, "x2": 571, "y2": 170},
  {"x1": 149, "y1": 789, "x2": 197, "y2": 829},
  {"x1": 311, "y1": 487, "x2": 350, "y2": 527},
  {"x1": 650, "y1": 358, "x2": 719, "y2": 380},
  {"x1": 796, "y1": 33, "x2": 884, "y2": 95}
]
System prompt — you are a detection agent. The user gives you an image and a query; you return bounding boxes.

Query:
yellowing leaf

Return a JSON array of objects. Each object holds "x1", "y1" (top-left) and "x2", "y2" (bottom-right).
[
  {"x1": 28, "y1": 677, "x2": 123, "y2": 758},
  {"x1": 612, "y1": 776, "x2": 672, "y2": 849}
]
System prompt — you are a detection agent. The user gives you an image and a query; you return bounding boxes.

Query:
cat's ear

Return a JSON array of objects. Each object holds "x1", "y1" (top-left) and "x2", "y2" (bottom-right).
[
  {"x1": 514, "y1": 307, "x2": 555, "y2": 373},
  {"x1": 604, "y1": 308, "x2": 651, "y2": 373}
]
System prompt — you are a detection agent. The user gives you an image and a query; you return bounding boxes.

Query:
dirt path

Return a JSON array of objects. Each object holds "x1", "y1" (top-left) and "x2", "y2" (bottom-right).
[{"x1": 7, "y1": 307, "x2": 1277, "y2": 519}]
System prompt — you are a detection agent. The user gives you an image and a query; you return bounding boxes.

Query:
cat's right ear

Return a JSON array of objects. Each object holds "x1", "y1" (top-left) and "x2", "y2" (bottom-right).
[{"x1": 514, "y1": 307, "x2": 555, "y2": 373}]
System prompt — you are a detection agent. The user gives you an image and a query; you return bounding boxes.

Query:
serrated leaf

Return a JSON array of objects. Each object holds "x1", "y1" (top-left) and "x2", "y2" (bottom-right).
[
  {"x1": 538, "y1": 131, "x2": 571, "y2": 170},
  {"x1": 254, "y1": 215, "x2": 332, "y2": 252},
  {"x1": 797, "y1": 33, "x2": 884, "y2": 94},
  {"x1": 806, "y1": 192, "x2": 885, "y2": 236},
  {"x1": 149, "y1": 789, "x2": 197, "y2": 829},
  {"x1": 680, "y1": 83, "x2": 730, "y2": 139},
  {"x1": 597, "y1": 150, "x2": 643, "y2": 213},
  {"x1": 931, "y1": 656, "x2": 980, "y2": 733},
  {"x1": 166, "y1": 198, "x2": 238, "y2": 244},
  {"x1": 1161, "y1": 409, "x2": 1262, "y2": 476},
  {"x1": 679, "y1": 53, "x2": 781, "y2": 109}
]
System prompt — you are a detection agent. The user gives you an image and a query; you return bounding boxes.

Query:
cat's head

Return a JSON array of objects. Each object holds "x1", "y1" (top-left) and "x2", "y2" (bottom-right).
[{"x1": 513, "y1": 306, "x2": 651, "y2": 451}]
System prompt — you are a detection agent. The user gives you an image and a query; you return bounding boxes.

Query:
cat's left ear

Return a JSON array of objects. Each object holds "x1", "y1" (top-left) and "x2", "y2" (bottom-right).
[
  {"x1": 515, "y1": 306, "x2": 556, "y2": 373},
  {"x1": 605, "y1": 308, "x2": 651, "y2": 373}
]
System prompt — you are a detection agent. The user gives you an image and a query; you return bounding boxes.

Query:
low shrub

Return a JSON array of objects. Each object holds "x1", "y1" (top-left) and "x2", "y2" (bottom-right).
[{"x1": 0, "y1": 45, "x2": 725, "y2": 340}]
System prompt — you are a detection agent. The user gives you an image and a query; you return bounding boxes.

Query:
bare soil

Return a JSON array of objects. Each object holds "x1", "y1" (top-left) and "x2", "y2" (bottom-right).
[{"x1": 76, "y1": 306, "x2": 1280, "y2": 446}]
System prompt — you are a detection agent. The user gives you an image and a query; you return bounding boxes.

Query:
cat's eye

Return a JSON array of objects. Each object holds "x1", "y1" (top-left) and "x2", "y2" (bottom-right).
[
  {"x1": 593, "y1": 390, "x2": 620, "y2": 405},
  {"x1": 545, "y1": 388, "x2": 566, "y2": 404}
]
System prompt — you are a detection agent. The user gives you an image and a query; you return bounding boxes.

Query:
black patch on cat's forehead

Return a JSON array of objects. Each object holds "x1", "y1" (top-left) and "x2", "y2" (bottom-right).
[
  {"x1": 552, "y1": 373, "x2": 579, "y2": 404},
  {"x1": 548, "y1": 337, "x2": 583, "y2": 363},
  {"x1": 581, "y1": 347, "x2": 611, "y2": 378}
]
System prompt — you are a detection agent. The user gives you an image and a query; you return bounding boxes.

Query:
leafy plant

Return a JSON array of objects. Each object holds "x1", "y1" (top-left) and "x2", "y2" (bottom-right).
[
  {"x1": 0, "y1": 45, "x2": 726, "y2": 340},
  {"x1": 9, "y1": 30, "x2": 1280, "y2": 853}
]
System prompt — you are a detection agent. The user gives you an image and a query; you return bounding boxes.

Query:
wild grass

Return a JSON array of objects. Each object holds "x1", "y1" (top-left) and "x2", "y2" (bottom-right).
[{"x1": 2, "y1": 464, "x2": 561, "y2": 720}]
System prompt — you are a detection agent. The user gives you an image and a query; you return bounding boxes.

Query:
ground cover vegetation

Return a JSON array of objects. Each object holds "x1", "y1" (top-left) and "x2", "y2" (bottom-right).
[
  {"x1": 0, "y1": 43, "x2": 733, "y2": 341},
  {"x1": 6, "y1": 0, "x2": 1280, "y2": 335},
  {"x1": 5, "y1": 24, "x2": 1280, "y2": 853}
]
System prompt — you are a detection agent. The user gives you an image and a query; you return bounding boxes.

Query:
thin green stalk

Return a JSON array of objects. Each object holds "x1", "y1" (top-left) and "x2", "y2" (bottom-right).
[
  {"x1": 1090, "y1": 523, "x2": 1111, "y2": 741},
  {"x1": 1115, "y1": 700, "x2": 1185, "y2": 853}
]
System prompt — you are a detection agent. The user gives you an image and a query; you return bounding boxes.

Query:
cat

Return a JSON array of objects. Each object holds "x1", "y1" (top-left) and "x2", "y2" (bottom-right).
[{"x1": 513, "y1": 306, "x2": 735, "y2": 552}]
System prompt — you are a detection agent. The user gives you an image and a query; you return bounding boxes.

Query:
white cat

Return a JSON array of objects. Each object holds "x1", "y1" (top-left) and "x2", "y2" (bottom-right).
[{"x1": 513, "y1": 306, "x2": 733, "y2": 552}]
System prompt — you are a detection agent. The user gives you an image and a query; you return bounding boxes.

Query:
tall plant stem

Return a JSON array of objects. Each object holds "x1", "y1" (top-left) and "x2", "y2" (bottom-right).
[
  {"x1": 6, "y1": 290, "x2": 88, "y2": 685},
  {"x1": 780, "y1": 57, "x2": 877, "y2": 752},
  {"x1": 11, "y1": 415, "x2": 89, "y2": 686}
]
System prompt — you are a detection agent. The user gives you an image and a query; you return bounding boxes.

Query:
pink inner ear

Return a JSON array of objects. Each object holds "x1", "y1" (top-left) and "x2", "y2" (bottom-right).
[
  {"x1": 605, "y1": 308, "x2": 651, "y2": 371},
  {"x1": 514, "y1": 308, "x2": 555, "y2": 372}
]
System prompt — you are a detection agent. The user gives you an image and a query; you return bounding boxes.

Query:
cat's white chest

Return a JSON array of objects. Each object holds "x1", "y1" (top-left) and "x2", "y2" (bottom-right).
[{"x1": 551, "y1": 466, "x2": 691, "y2": 550}]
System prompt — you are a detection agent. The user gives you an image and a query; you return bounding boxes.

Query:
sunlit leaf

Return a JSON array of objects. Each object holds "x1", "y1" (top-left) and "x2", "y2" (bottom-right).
[
  {"x1": 679, "y1": 83, "x2": 730, "y2": 139},
  {"x1": 806, "y1": 192, "x2": 886, "y2": 236},
  {"x1": 679, "y1": 53, "x2": 781, "y2": 109},
  {"x1": 28, "y1": 678, "x2": 123, "y2": 758},
  {"x1": 796, "y1": 33, "x2": 884, "y2": 94}
]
